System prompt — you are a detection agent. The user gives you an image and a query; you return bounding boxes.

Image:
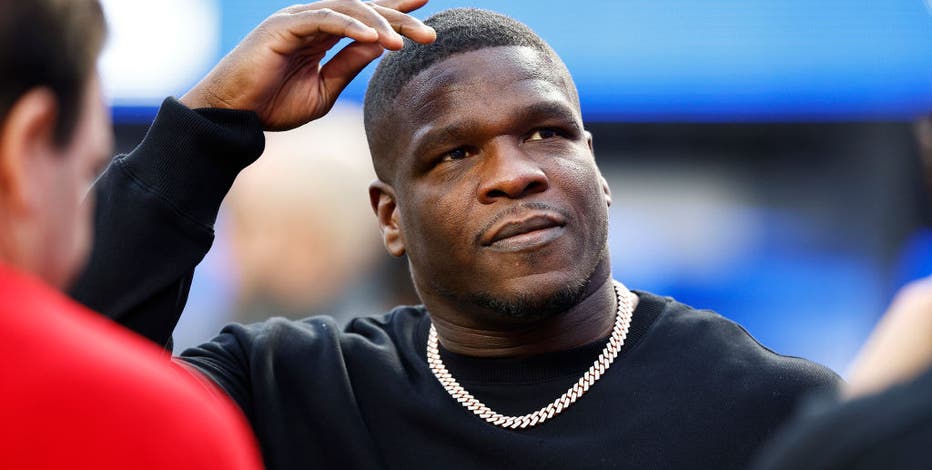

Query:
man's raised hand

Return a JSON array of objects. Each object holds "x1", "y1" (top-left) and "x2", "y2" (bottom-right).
[{"x1": 179, "y1": 0, "x2": 435, "y2": 131}]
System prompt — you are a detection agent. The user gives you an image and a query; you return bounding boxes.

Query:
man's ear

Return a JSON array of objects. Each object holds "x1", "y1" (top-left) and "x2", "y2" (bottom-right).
[
  {"x1": 600, "y1": 174, "x2": 612, "y2": 207},
  {"x1": 368, "y1": 179, "x2": 406, "y2": 257},
  {"x1": 585, "y1": 130, "x2": 613, "y2": 207},
  {"x1": 585, "y1": 130, "x2": 594, "y2": 155},
  {"x1": 0, "y1": 87, "x2": 58, "y2": 215}
]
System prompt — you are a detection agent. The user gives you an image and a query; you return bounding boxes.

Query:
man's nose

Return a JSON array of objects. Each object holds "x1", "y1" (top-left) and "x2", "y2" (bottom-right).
[{"x1": 477, "y1": 141, "x2": 549, "y2": 204}]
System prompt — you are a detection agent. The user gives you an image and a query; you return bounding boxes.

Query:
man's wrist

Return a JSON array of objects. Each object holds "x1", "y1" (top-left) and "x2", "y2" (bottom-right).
[{"x1": 178, "y1": 87, "x2": 213, "y2": 110}]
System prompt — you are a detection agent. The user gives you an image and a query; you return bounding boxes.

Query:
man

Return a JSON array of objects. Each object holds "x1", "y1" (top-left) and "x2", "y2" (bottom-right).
[
  {"x1": 72, "y1": 2, "x2": 840, "y2": 469},
  {"x1": 749, "y1": 121, "x2": 932, "y2": 469},
  {"x1": 752, "y1": 276, "x2": 932, "y2": 469},
  {"x1": 0, "y1": 1, "x2": 262, "y2": 468},
  {"x1": 225, "y1": 107, "x2": 383, "y2": 326}
]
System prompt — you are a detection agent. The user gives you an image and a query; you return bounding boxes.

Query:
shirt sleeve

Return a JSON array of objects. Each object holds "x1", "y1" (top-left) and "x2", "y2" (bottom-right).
[
  {"x1": 176, "y1": 323, "x2": 260, "y2": 422},
  {"x1": 69, "y1": 97, "x2": 265, "y2": 348}
]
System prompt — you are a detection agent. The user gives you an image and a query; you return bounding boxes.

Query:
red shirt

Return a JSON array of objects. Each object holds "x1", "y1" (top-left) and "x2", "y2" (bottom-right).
[{"x1": 0, "y1": 263, "x2": 263, "y2": 469}]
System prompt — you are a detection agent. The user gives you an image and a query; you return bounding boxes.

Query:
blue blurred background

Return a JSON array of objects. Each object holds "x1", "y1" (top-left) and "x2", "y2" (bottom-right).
[{"x1": 101, "y1": 0, "x2": 932, "y2": 374}]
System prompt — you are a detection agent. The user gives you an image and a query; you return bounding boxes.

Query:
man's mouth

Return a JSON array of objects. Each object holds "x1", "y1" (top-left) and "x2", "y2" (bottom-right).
[{"x1": 481, "y1": 212, "x2": 567, "y2": 251}]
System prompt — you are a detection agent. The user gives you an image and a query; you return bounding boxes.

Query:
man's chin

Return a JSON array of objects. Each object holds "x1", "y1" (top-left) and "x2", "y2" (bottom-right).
[
  {"x1": 466, "y1": 274, "x2": 594, "y2": 323},
  {"x1": 466, "y1": 245, "x2": 610, "y2": 322}
]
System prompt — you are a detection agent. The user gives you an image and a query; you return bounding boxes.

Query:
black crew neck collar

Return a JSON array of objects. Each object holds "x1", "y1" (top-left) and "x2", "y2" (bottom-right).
[{"x1": 416, "y1": 290, "x2": 667, "y2": 385}]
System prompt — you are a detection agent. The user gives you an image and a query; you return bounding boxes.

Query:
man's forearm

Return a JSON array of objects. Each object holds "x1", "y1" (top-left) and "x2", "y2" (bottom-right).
[{"x1": 69, "y1": 98, "x2": 264, "y2": 348}]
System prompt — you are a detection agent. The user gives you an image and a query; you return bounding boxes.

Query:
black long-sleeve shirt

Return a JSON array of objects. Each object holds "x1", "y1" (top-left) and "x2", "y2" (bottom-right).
[
  {"x1": 72, "y1": 98, "x2": 841, "y2": 470},
  {"x1": 752, "y1": 366, "x2": 932, "y2": 470}
]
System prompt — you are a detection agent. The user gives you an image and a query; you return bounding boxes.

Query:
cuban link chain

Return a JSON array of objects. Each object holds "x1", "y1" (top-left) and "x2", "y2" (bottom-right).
[{"x1": 426, "y1": 280, "x2": 635, "y2": 429}]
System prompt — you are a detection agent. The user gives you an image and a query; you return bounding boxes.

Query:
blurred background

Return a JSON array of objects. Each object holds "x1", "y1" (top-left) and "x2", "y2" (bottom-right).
[{"x1": 101, "y1": 0, "x2": 932, "y2": 374}]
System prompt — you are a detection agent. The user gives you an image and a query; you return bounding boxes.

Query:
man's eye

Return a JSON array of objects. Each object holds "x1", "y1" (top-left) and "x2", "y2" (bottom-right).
[
  {"x1": 527, "y1": 128, "x2": 559, "y2": 141},
  {"x1": 441, "y1": 147, "x2": 470, "y2": 162}
]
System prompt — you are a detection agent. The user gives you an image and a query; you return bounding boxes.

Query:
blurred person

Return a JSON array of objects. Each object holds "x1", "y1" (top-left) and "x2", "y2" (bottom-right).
[
  {"x1": 0, "y1": 1, "x2": 262, "y2": 468},
  {"x1": 750, "y1": 119, "x2": 932, "y2": 470},
  {"x1": 225, "y1": 105, "x2": 388, "y2": 325},
  {"x1": 751, "y1": 276, "x2": 932, "y2": 470},
  {"x1": 71, "y1": 2, "x2": 841, "y2": 469}
]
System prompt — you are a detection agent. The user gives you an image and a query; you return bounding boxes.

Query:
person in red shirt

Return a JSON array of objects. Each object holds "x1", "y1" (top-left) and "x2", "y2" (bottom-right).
[{"x1": 0, "y1": 1, "x2": 263, "y2": 468}]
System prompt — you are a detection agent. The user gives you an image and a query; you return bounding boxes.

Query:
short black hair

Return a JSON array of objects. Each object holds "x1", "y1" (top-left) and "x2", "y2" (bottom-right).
[
  {"x1": 363, "y1": 8, "x2": 578, "y2": 181},
  {"x1": 0, "y1": 0, "x2": 107, "y2": 146}
]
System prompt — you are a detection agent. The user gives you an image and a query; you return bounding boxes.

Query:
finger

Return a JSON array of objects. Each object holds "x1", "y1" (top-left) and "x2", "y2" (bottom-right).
[
  {"x1": 333, "y1": 1, "x2": 405, "y2": 50},
  {"x1": 283, "y1": 0, "x2": 428, "y2": 14},
  {"x1": 369, "y1": 4, "x2": 436, "y2": 44},
  {"x1": 284, "y1": 1, "x2": 405, "y2": 50},
  {"x1": 319, "y1": 41, "x2": 385, "y2": 105},
  {"x1": 370, "y1": 0, "x2": 430, "y2": 14},
  {"x1": 271, "y1": 8, "x2": 380, "y2": 50}
]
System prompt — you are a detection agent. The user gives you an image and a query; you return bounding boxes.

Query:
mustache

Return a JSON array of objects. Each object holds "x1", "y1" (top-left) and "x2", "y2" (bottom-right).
[{"x1": 474, "y1": 202, "x2": 572, "y2": 245}]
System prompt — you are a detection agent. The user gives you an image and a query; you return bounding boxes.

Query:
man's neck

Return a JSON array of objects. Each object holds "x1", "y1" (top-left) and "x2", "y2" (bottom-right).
[
  {"x1": 0, "y1": 224, "x2": 30, "y2": 277},
  {"x1": 427, "y1": 274, "x2": 634, "y2": 358}
]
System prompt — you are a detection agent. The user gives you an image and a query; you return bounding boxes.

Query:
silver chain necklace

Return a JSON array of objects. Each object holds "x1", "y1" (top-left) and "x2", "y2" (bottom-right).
[{"x1": 426, "y1": 280, "x2": 636, "y2": 430}]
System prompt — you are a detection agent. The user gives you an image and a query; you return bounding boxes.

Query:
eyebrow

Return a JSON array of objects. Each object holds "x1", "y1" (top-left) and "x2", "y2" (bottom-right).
[{"x1": 410, "y1": 101, "x2": 582, "y2": 159}]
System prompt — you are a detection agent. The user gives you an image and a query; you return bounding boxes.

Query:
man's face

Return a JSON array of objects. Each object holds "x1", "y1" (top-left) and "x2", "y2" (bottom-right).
[
  {"x1": 36, "y1": 73, "x2": 112, "y2": 288},
  {"x1": 386, "y1": 46, "x2": 612, "y2": 322}
]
